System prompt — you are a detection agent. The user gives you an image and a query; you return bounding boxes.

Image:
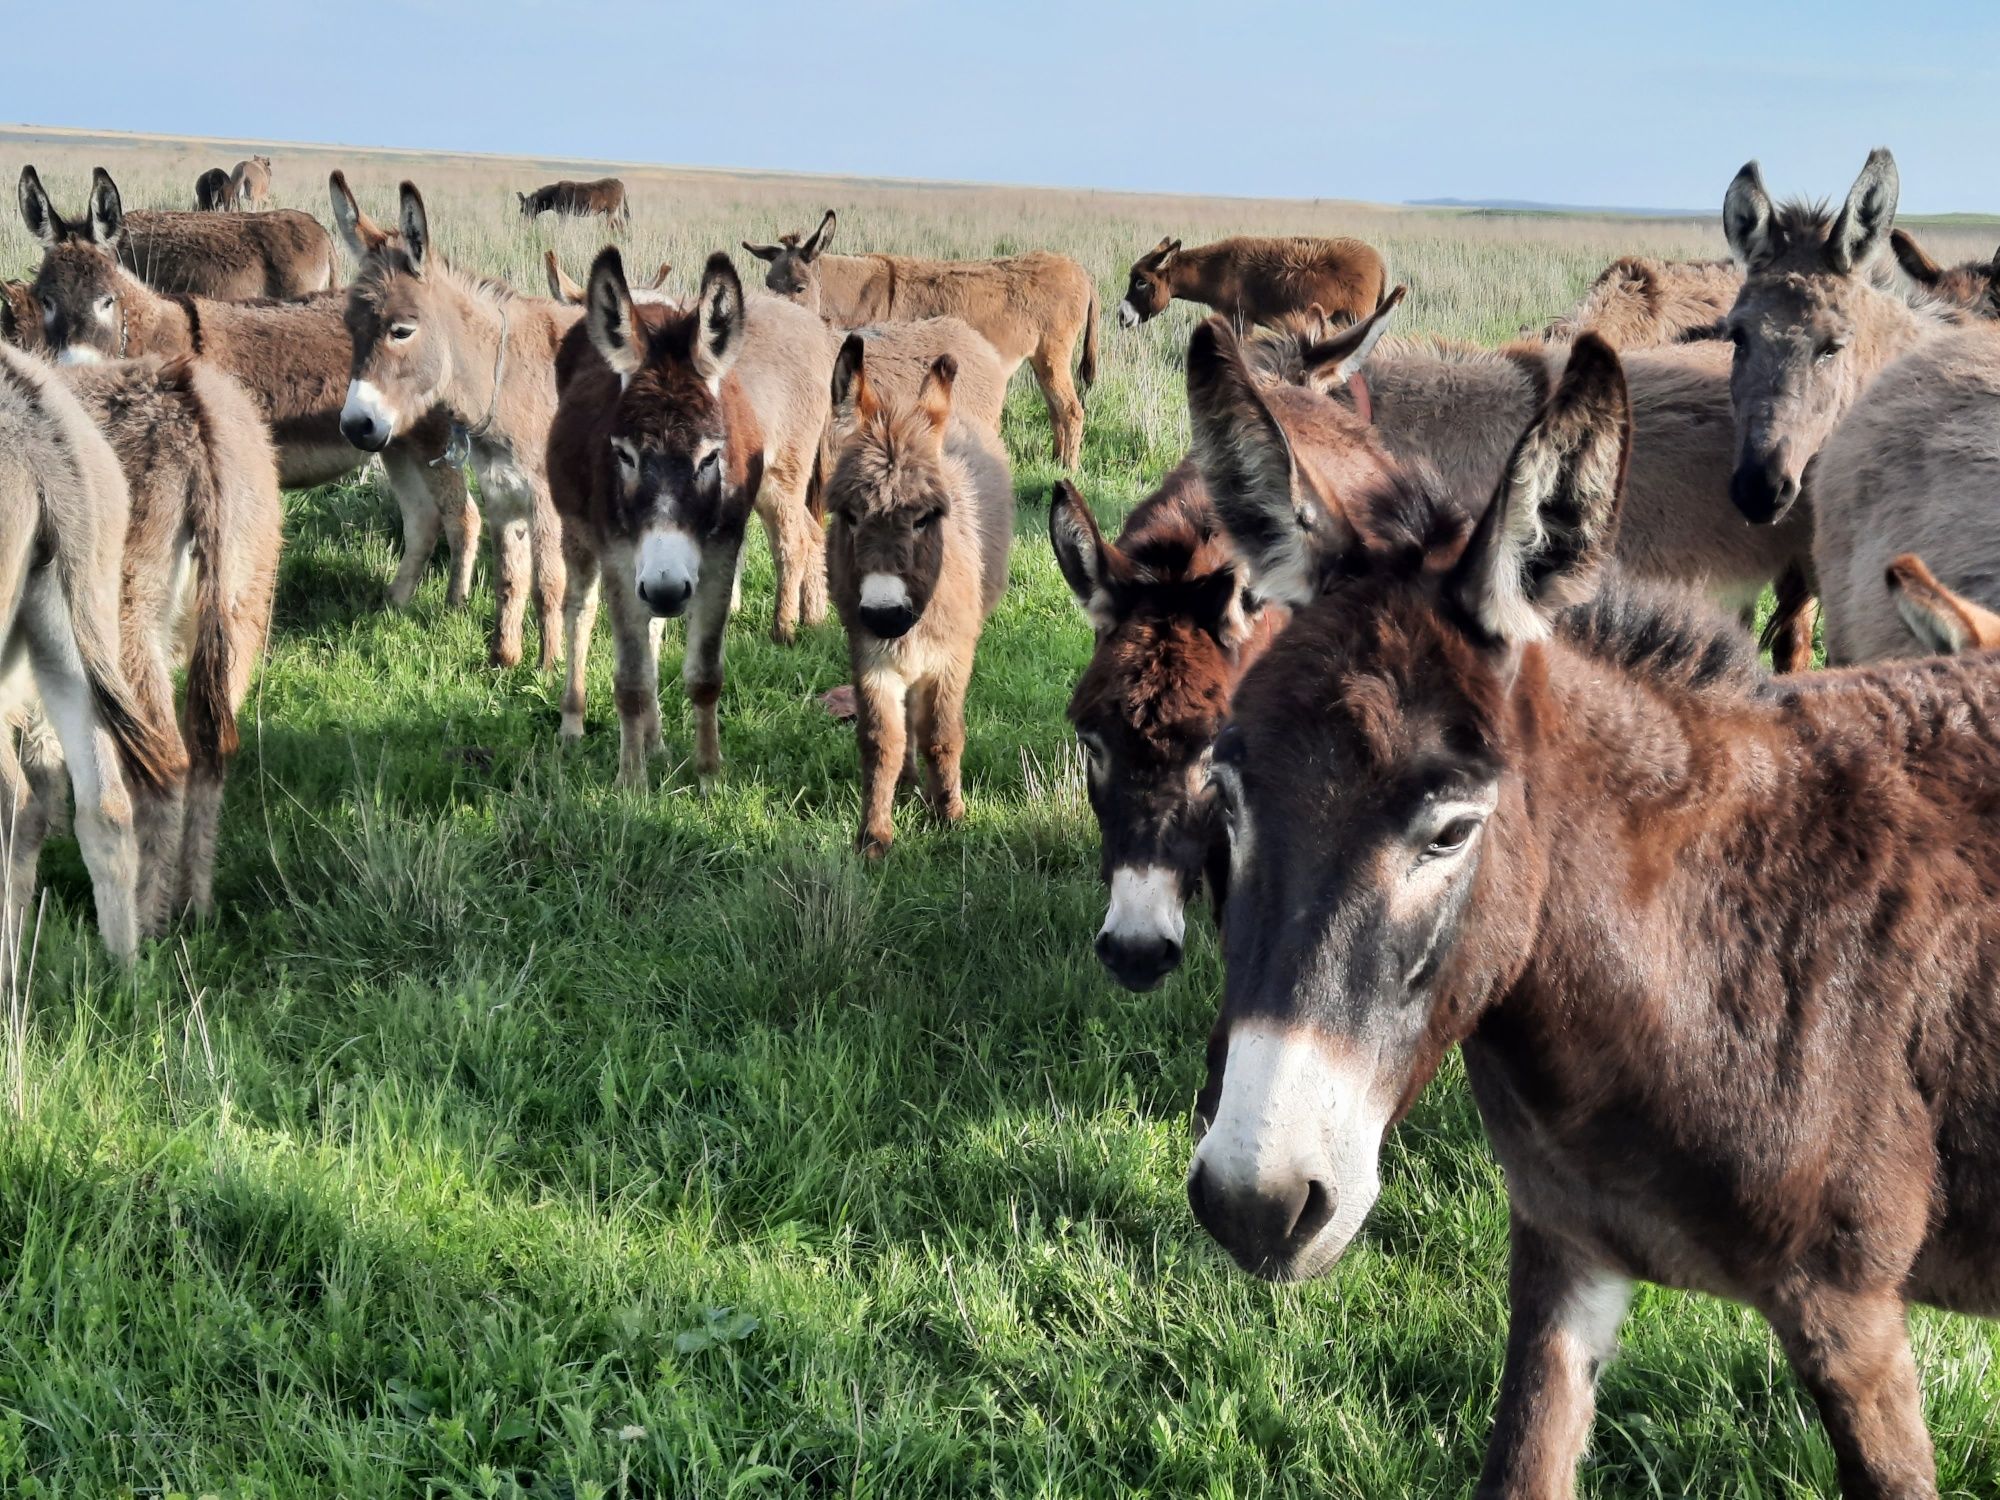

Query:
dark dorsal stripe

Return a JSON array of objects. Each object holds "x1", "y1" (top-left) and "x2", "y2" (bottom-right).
[
  {"x1": 1501, "y1": 344, "x2": 1552, "y2": 412},
  {"x1": 172, "y1": 293, "x2": 204, "y2": 357}
]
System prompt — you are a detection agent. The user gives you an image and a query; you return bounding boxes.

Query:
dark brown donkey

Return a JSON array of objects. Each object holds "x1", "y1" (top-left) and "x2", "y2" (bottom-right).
[
  {"x1": 192, "y1": 167, "x2": 233, "y2": 212},
  {"x1": 20, "y1": 168, "x2": 472, "y2": 614},
  {"x1": 20, "y1": 166, "x2": 335, "y2": 299},
  {"x1": 1183, "y1": 319, "x2": 2000, "y2": 1498},
  {"x1": 1051, "y1": 462, "x2": 1285, "y2": 989},
  {"x1": 518, "y1": 177, "x2": 629, "y2": 226},
  {"x1": 1117, "y1": 234, "x2": 1387, "y2": 332},
  {"x1": 1889, "y1": 229, "x2": 2000, "y2": 318}
]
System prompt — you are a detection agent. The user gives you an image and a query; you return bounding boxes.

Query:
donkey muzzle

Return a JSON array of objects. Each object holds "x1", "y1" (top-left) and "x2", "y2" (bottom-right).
[{"x1": 1730, "y1": 442, "x2": 1799, "y2": 525}]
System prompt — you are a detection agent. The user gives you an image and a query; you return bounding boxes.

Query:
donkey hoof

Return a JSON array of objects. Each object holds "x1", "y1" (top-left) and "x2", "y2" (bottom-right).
[
  {"x1": 857, "y1": 830, "x2": 893, "y2": 861},
  {"x1": 558, "y1": 715, "x2": 585, "y2": 744}
]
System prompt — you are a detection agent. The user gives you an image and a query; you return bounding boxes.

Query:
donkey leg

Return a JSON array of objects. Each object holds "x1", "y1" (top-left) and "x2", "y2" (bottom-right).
[
  {"x1": 1475, "y1": 1216, "x2": 1631, "y2": 1500},
  {"x1": 527, "y1": 480, "x2": 567, "y2": 674},
  {"x1": 125, "y1": 643, "x2": 185, "y2": 939},
  {"x1": 792, "y1": 464, "x2": 830, "y2": 628},
  {"x1": 854, "y1": 668, "x2": 906, "y2": 858},
  {"x1": 914, "y1": 669, "x2": 969, "y2": 826},
  {"x1": 559, "y1": 539, "x2": 602, "y2": 743},
  {"x1": 435, "y1": 464, "x2": 481, "y2": 608},
  {"x1": 755, "y1": 481, "x2": 807, "y2": 645},
  {"x1": 29, "y1": 651, "x2": 141, "y2": 961},
  {"x1": 377, "y1": 447, "x2": 446, "y2": 609},
  {"x1": 681, "y1": 545, "x2": 736, "y2": 778},
  {"x1": 606, "y1": 580, "x2": 662, "y2": 791},
  {"x1": 0, "y1": 723, "x2": 51, "y2": 923},
  {"x1": 1765, "y1": 1284, "x2": 1937, "y2": 1499},
  {"x1": 1031, "y1": 342, "x2": 1086, "y2": 469},
  {"x1": 489, "y1": 511, "x2": 532, "y2": 670}
]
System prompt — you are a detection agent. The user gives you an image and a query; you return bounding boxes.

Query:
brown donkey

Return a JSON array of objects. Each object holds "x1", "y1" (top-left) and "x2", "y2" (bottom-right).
[
  {"x1": 229, "y1": 155, "x2": 273, "y2": 211},
  {"x1": 1889, "y1": 229, "x2": 2000, "y2": 318},
  {"x1": 0, "y1": 346, "x2": 182, "y2": 960},
  {"x1": 1537, "y1": 255, "x2": 1742, "y2": 346},
  {"x1": 518, "y1": 178, "x2": 629, "y2": 226},
  {"x1": 547, "y1": 249, "x2": 832, "y2": 783},
  {"x1": 334, "y1": 176, "x2": 578, "y2": 669},
  {"x1": 1884, "y1": 552, "x2": 2000, "y2": 654},
  {"x1": 1185, "y1": 321, "x2": 2000, "y2": 1498},
  {"x1": 192, "y1": 167, "x2": 233, "y2": 212},
  {"x1": 1117, "y1": 234, "x2": 1387, "y2": 332},
  {"x1": 743, "y1": 209, "x2": 1098, "y2": 467},
  {"x1": 20, "y1": 165, "x2": 335, "y2": 299},
  {"x1": 21, "y1": 168, "x2": 473, "y2": 615},
  {"x1": 825, "y1": 341, "x2": 1011, "y2": 857},
  {"x1": 1051, "y1": 461, "x2": 1285, "y2": 989}
]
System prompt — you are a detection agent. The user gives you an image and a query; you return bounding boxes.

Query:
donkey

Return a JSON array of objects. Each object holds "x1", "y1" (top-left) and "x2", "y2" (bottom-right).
[
  {"x1": 546, "y1": 249, "x2": 832, "y2": 783},
  {"x1": 1889, "y1": 229, "x2": 2000, "y2": 318},
  {"x1": 1184, "y1": 319, "x2": 2000, "y2": 1499},
  {"x1": 0, "y1": 281, "x2": 41, "y2": 351},
  {"x1": 0, "y1": 345, "x2": 182, "y2": 960},
  {"x1": 545, "y1": 250, "x2": 671, "y2": 305},
  {"x1": 1051, "y1": 461, "x2": 1285, "y2": 989},
  {"x1": 1261, "y1": 290, "x2": 1820, "y2": 669},
  {"x1": 192, "y1": 167, "x2": 233, "y2": 212},
  {"x1": 229, "y1": 155, "x2": 273, "y2": 211},
  {"x1": 518, "y1": 178, "x2": 629, "y2": 226},
  {"x1": 1117, "y1": 234, "x2": 1388, "y2": 333},
  {"x1": 20, "y1": 166, "x2": 336, "y2": 300},
  {"x1": 825, "y1": 342, "x2": 1011, "y2": 857},
  {"x1": 1720, "y1": 148, "x2": 1965, "y2": 525},
  {"x1": 742, "y1": 210, "x2": 1098, "y2": 467},
  {"x1": 21, "y1": 168, "x2": 474, "y2": 616},
  {"x1": 333, "y1": 176, "x2": 579, "y2": 670},
  {"x1": 1885, "y1": 553, "x2": 2000, "y2": 655},
  {"x1": 1537, "y1": 255, "x2": 1742, "y2": 346}
]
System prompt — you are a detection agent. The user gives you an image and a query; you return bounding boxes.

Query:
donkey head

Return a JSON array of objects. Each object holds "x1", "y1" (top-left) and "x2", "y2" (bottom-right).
[
  {"x1": 1890, "y1": 229, "x2": 2000, "y2": 320},
  {"x1": 1183, "y1": 323, "x2": 1631, "y2": 1283},
  {"x1": 824, "y1": 337, "x2": 959, "y2": 640},
  {"x1": 338, "y1": 181, "x2": 456, "y2": 451},
  {"x1": 1052, "y1": 472, "x2": 1261, "y2": 990},
  {"x1": 589, "y1": 249, "x2": 754, "y2": 618},
  {"x1": 1118, "y1": 236, "x2": 1182, "y2": 328},
  {"x1": 1721, "y1": 148, "x2": 1899, "y2": 524},
  {"x1": 0, "y1": 280, "x2": 43, "y2": 352},
  {"x1": 20, "y1": 166, "x2": 132, "y2": 365},
  {"x1": 742, "y1": 209, "x2": 835, "y2": 311}
]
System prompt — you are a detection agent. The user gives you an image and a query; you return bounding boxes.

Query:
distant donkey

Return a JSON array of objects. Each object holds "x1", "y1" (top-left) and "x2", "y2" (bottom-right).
[
  {"x1": 518, "y1": 177, "x2": 629, "y2": 227},
  {"x1": 1889, "y1": 229, "x2": 2000, "y2": 318},
  {"x1": 1117, "y1": 234, "x2": 1387, "y2": 332},
  {"x1": 229, "y1": 155, "x2": 273, "y2": 210},
  {"x1": 192, "y1": 167, "x2": 233, "y2": 211}
]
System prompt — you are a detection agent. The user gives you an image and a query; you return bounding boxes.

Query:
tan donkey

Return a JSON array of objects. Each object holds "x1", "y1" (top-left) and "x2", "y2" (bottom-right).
[
  {"x1": 1538, "y1": 255, "x2": 1742, "y2": 346},
  {"x1": 1117, "y1": 234, "x2": 1388, "y2": 332},
  {"x1": 824, "y1": 341, "x2": 1012, "y2": 857},
  {"x1": 229, "y1": 155, "x2": 274, "y2": 210},
  {"x1": 743, "y1": 209, "x2": 1097, "y2": 467},
  {"x1": 20, "y1": 165, "x2": 335, "y2": 299}
]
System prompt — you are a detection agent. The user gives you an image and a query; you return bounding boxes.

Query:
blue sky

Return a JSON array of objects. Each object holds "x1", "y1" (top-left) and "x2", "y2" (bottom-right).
[{"x1": 15, "y1": 1, "x2": 1997, "y2": 213}]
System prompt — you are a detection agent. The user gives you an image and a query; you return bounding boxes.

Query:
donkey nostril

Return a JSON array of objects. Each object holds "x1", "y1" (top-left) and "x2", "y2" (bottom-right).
[
  {"x1": 1286, "y1": 1177, "x2": 1337, "y2": 1250},
  {"x1": 1186, "y1": 1162, "x2": 1215, "y2": 1233}
]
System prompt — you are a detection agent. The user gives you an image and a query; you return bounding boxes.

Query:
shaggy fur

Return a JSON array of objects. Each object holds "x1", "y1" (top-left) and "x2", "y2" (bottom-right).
[
  {"x1": 1119, "y1": 234, "x2": 1388, "y2": 332},
  {"x1": 1538, "y1": 256, "x2": 1742, "y2": 346},
  {"x1": 1890, "y1": 229, "x2": 2000, "y2": 319}
]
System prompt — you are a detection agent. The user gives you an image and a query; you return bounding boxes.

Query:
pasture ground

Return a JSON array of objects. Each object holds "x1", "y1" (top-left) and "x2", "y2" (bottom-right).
[{"x1": 3, "y1": 129, "x2": 1998, "y2": 1498}]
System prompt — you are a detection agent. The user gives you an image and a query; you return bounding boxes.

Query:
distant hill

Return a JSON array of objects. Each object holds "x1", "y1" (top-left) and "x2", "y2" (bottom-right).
[{"x1": 1409, "y1": 196, "x2": 1714, "y2": 220}]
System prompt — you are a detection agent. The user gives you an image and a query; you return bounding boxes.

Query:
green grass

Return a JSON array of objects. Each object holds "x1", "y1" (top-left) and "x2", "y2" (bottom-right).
[{"x1": 4, "y1": 145, "x2": 2000, "y2": 1498}]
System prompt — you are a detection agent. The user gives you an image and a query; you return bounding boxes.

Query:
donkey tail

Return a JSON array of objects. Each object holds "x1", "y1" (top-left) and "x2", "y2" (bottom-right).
[
  {"x1": 169, "y1": 359, "x2": 242, "y2": 782},
  {"x1": 1078, "y1": 282, "x2": 1100, "y2": 393}
]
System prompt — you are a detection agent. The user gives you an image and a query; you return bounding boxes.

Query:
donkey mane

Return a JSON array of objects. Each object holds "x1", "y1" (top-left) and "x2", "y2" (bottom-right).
[
  {"x1": 1555, "y1": 572, "x2": 1766, "y2": 700},
  {"x1": 349, "y1": 248, "x2": 519, "y2": 314}
]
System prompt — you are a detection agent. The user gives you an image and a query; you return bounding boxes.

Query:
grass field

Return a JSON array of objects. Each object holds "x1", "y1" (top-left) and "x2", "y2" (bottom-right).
[{"x1": 3, "y1": 130, "x2": 2000, "y2": 1498}]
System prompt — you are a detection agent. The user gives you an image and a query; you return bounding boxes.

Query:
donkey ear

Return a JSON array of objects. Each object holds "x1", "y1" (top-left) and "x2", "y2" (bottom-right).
[
  {"x1": 802, "y1": 209, "x2": 836, "y2": 261},
  {"x1": 0, "y1": 281, "x2": 28, "y2": 348},
  {"x1": 1827, "y1": 148, "x2": 1898, "y2": 275},
  {"x1": 1723, "y1": 160, "x2": 1778, "y2": 271},
  {"x1": 741, "y1": 240, "x2": 782, "y2": 263},
  {"x1": 830, "y1": 332, "x2": 877, "y2": 427},
  {"x1": 1886, "y1": 554, "x2": 2000, "y2": 655},
  {"x1": 328, "y1": 170, "x2": 390, "y2": 259},
  {"x1": 398, "y1": 181, "x2": 430, "y2": 275},
  {"x1": 585, "y1": 246, "x2": 641, "y2": 379},
  {"x1": 692, "y1": 252, "x2": 747, "y2": 389},
  {"x1": 1450, "y1": 333, "x2": 1630, "y2": 646},
  {"x1": 645, "y1": 261, "x2": 672, "y2": 291},
  {"x1": 1049, "y1": 479, "x2": 1117, "y2": 624},
  {"x1": 18, "y1": 165, "x2": 63, "y2": 248},
  {"x1": 87, "y1": 168, "x2": 124, "y2": 251},
  {"x1": 1186, "y1": 565, "x2": 1251, "y2": 648},
  {"x1": 1890, "y1": 228, "x2": 1941, "y2": 288},
  {"x1": 544, "y1": 249, "x2": 585, "y2": 303},
  {"x1": 916, "y1": 353, "x2": 956, "y2": 437},
  {"x1": 1187, "y1": 316, "x2": 1327, "y2": 607},
  {"x1": 1298, "y1": 283, "x2": 1406, "y2": 392}
]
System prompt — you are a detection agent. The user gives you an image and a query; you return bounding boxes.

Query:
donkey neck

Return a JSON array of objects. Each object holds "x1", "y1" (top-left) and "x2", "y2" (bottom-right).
[
  {"x1": 1347, "y1": 344, "x2": 1542, "y2": 510},
  {"x1": 115, "y1": 271, "x2": 197, "y2": 359}
]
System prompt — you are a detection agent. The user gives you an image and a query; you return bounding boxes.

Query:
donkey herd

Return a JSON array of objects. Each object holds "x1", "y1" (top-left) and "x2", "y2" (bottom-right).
[{"x1": 5, "y1": 145, "x2": 2000, "y2": 1494}]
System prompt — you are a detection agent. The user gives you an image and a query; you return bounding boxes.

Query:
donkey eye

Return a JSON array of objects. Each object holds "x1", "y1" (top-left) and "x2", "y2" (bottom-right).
[
  {"x1": 611, "y1": 441, "x2": 638, "y2": 470},
  {"x1": 1814, "y1": 338, "x2": 1846, "y2": 363},
  {"x1": 94, "y1": 294, "x2": 115, "y2": 314},
  {"x1": 390, "y1": 323, "x2": 417, "y2": 342},
  {"x1": 1424, "y1": 817, "x2": 1483, "y2": 860},
  {"x1": 914, "y1": 512, "x2": 940, "y2": 531}
]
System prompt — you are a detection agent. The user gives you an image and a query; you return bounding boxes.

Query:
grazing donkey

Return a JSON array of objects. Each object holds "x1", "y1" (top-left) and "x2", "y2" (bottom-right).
[
  {"x1": 1117, "y1": 234, "x2": 1388, "y2": 332},
  {"x1": 0, "y1": 346, "x2": 181, "y2": 960},
  {"x1": 229, "y1": 155, "x2": 273, "y2": 211},
  {"x1": 825, "y1": 342, "x2": 1011, "y2": 857},
  {"x1": 545, "y1": 250, "x2": 670, "y2": 305},
  {"x1": 518, "y1": 177, "x2": 629, "y2": 226},
  {"x1": 21, "y1": 168, "x2": 473, "y2": 616},
  {"x1": 1889, "y1": 229, "x2": 2000, "y2": 318},
  {"x1": 1720, "y1": 148, "x2": 1966, "y2": 524},
  {"x1": 1051, "y1": 461, "x2": 1285, "y2": 989},
  {"x1": 1184, "y1": 320, "x2": 2000, "y2": 1499},
  {"x1": 1260, "y1": 290, "x2": 1820, "y2": 669},
  {"x1": 743, "y1": 210, "x2": 1098, "y2": 467},
  {"x1": 1885, "y1": 553, "x2": 2000, "y2": 655},
  {"x1": 192, "y1": 167, "x2": 233, "y2": 212},
  {"x1": 546, "y1": 249, "x2": 832, "y2": 783},
  {"x1": 1538, "y1": 255, "x2": 1742, "y2": 346},
  {"x1": 20, "y1": 166, "x2": 336, "y2": 299},
  {"x1": 333, "y1": 177, "x2": 577, "y2": 670}
]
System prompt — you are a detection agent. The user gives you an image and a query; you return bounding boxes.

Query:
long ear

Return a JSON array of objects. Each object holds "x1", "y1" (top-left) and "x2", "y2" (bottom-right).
[
  {"x1": 1185, "y1": 565, "x2": 1249, "y2": 648},
  {"x1": 398, "y1": 181, "x2": 430, "y2": 276},
  {"x1": 741, "y1": 240, "x2": 782, "y2": 263},
  {"x1": 1187, "y1": 316, "x2": 1331, "y2": 607},
  {"x1": 585, "y1": 246, "x2": 641, "y2": 379},
  {"x1": 87, "y1": 168, "x2": 124, "y2": 251},
  {"x1": 645, "y1": 261, "x2": 672, "y2": 291},
  {"x1": 830, "y1": 332, "x2": 877, "y2": 427},
  {"x1": 328, "y1": 170, "x2": 390, "y2": 259},
  {"x1": 1889, "y1": 228, "x2": 1942, "y2": 289},
  {"x1": 1048, "y1": 479, "x2": 1115, "y2": 622},
  {"x1": 1886, "y1": 554, "x2": 2000, "y2": 654},
  {"x1": 1723, "y1": 160, "x2": 1778, "y2": 271},
  {"x1": 1827, "y1": 148, "x2": 1898, "y2": 275},
  {"x1": 1296, "y1": 283, "x2": 1407, "y2": 392},
  {"x1": 691, "y1": 252, "x2": 747, "y2": 388},
  {"x1": 544, "y1": 249, "x2": 584, "y2": 303},
  {"x1": 18, "y1": 165, "x2": 64, "y2": 247},
  {"x1": 1449, "y1": 333, "x2": 1630, "y2": 645},
  {"x1": 802, "y1": 209, "x2": 836, "y2": 261},
  {"x1": 916, "y1": 353, "x2": 956, "y2": 438}
]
